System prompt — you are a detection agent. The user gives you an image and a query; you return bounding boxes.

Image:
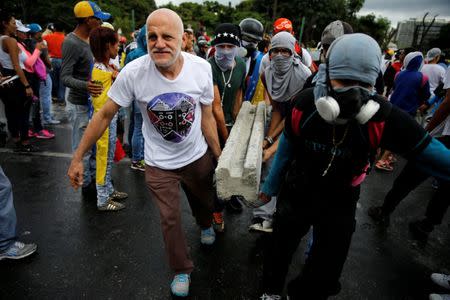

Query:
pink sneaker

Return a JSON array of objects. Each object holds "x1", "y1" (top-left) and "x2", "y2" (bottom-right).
[
  {"x1": 36, "y1": 129, "x2": 55, "y2": 139},
  {"x1": 28, "y1": 129, "x2": 37, "y2": 138}
]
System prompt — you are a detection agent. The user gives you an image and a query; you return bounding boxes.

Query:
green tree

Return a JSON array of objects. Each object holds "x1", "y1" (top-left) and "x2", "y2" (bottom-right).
[
  {"x1": 353, "y1": 14, "x2": 391, "y2": 47},
  {"x1": 0, "y1": 0, "x2": 156, "y2": 37}
]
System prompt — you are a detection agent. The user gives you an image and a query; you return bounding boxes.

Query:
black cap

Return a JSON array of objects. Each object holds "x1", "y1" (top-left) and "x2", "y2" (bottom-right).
[{"x1": 212, "y1": 23, "x2": 241, "y2": 47}]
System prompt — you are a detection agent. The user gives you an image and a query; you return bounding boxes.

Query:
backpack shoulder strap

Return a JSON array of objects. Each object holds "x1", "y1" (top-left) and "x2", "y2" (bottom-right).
[{"x1": 367, "y1": 121, "x2": 385, "y2": 150}]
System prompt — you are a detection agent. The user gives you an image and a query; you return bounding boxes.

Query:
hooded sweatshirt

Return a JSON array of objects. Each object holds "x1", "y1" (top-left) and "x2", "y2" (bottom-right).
[
  {"x1": 125, "y1": 25, "x2": 147, "y2": 65},
  {"x1": 390, "y1": 52, "x2": 430, "y2": 115}
]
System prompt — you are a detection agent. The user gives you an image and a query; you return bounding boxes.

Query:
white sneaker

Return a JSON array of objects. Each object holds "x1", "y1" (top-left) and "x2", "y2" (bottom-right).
[
  {"x1": 249, "y1": 218, "x2": 273, "y2": 233},
  {"x1": 171, "y1": 273, "x2": 190, "y2": 297},
  {"x1": 429, "y1": 294, "x2": 450, "y2": 300},
  {"x1": 431, "y1": 273, "x2": 450, "y2": 289},
  {"x1": 260, "y1": 293, "x2": 281, "y2": 300}
]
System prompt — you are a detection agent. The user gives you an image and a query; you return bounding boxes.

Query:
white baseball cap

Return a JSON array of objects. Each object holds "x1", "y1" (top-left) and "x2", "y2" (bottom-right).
[{"x1": 16, "y1": 20, "x2": 30, "y2": 33}]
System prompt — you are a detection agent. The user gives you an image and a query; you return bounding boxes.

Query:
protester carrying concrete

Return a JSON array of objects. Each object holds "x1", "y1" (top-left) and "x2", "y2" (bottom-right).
[
  {"x1": 261, "y1": 32, "x2": 311, "y2": 156},
  {"x1": 209, "y1": 23, "x2": 246, "y2": 145},
  {"x1": 67, "y1": 8, "x2": 221, "y2": 297},
  {"x1": 259, "y1": 33, "x2": 450, "y2": 300},
  {"x1": 208, "y1": 23, "x2": 246, "y2": 232},
  {"x1": 62, "y1": 1, "x2": 110, "y2": 198},
  {"x1": 249, "y1": 32, "x2": 311, "y2": 233}
]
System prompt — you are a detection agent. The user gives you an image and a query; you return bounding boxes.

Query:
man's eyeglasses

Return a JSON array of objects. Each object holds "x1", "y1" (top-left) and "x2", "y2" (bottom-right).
[{"x1": 269, "y1": 47, "x2": 291, "y2": 57}]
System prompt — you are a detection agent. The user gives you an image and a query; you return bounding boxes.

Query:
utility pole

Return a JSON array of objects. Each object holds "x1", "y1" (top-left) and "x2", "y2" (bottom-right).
[
  {"x1": 131, "y1": 9, "x2": 135, "y2": 31},
  {"x1": 299, "y1": 17, "x2": 306, "y2": 44}
]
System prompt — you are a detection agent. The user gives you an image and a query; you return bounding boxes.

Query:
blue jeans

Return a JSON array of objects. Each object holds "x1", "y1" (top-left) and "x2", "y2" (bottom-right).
[
  {"x1": 40, "y1": 73, "x2": 53, "y2": 122},
  {"x1": 0, "y1": 166, "x2": 16, "y2": 252},
  {"x1": 131, "y1": 101, "x2": 144, "y2": 162},
  {"x1": 66, "y1": 102, "x2": 96, "y2": 187},
  {"x1": 96, "y1": 114, "x2": 117, "y2": 206},
  {"x1": 50, "y1": 58, "x2": 65, "y2": 102}
]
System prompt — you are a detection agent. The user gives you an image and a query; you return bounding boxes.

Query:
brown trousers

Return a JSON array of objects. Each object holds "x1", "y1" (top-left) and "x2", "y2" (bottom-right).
[{"x1": 145, "y1": 151, "x2": 215, "y2": 274}]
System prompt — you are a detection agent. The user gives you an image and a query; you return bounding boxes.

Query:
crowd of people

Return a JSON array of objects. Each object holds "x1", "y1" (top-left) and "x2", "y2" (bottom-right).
[{"x1": 1, "y1": 1, "x2": 450, "y2": 299}]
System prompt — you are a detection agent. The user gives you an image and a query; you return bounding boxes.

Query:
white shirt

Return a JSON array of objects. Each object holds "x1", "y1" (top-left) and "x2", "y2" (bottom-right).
[
  {"x1": 422, "y1": 63, "x2": 445, "y2": 95},
  {"x1": 108, "y1": 52, "x2": 214, "y2": 169},
  {"x1": 430, "y1": 66, "x2": 450, "y2": 138}
]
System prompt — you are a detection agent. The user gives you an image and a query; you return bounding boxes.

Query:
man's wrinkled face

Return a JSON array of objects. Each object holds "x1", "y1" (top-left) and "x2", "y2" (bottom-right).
[{"x1": 147, "y1": 16, "x2": 182, "y2": 68}]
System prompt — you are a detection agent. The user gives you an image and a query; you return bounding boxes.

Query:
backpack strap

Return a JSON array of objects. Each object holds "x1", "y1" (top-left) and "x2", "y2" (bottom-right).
[
  {"x1": 291, "y1": 107, "x2": 304, "y2": 136},
  {"x1": 367, "y1": 120, "x2": 385, "y2": 150}
]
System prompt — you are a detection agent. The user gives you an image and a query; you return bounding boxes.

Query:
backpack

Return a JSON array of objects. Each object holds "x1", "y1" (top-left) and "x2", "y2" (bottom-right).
[{"x1": 33, "y1": 57, "x2": 47, "y2": 81}]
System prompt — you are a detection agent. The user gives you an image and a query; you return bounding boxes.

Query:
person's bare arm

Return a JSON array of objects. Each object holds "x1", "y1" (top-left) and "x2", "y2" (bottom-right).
[
  {"x1": 4, "y1": 37, "x2": 32, "y2": 97},
  {"x1": 212, "y1": 85, "x2": 229, "y2": 143},
  {"x1": 426, "y1": 89, "x2": 450, "y2": 132},
  {"x1": 201, "y1": 103, "x2": 222, "y2": 160},
  {"x1": 232, "y1": 88, "x2": 243, "y2": 121},
  {"x1": 263, "y1": 96, "x2": 283, "y2": 149},
  {"x1": 67, "y1": 99, "x2": 121, "y2": 188}
]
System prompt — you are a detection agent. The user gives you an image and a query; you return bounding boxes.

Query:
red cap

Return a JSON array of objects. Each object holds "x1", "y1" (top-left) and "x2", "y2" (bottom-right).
[{"x1": 273, "y1": 18, "x2": 293, "y2": 34}]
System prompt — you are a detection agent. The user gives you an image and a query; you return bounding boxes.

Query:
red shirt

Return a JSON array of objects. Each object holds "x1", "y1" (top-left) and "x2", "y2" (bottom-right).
[{"x1": 43, "y1": 32, "x2": 65, "y2": 59}]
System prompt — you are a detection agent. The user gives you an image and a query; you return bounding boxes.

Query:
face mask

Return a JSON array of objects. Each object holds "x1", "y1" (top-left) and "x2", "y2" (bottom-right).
[
  {"x1": 215, "y1": 46, "x2": 237, "y2": 71},
  {"x1": 315, "y1": 86, "x2": 380, "y2": 124},
  {"x1": 242, "y1": 40, "x2": 257, "y2": 50},
  {"x1": 270, "y1": 54, "x2": 293, "y2": 75}
]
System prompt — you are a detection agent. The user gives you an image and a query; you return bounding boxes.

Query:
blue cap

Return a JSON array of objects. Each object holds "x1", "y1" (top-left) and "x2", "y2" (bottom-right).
[{"x1": 27, "y1": 23, "x2": 43, "y2": 33}]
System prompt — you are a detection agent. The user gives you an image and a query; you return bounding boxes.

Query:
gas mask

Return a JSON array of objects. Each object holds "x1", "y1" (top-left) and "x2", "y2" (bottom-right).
[
  {"x1": 315, "y1": 86, "x2": 380, "y2": 124},
  {"x1": 242, "y1": 40, "x2": 258, "y2": 56}
]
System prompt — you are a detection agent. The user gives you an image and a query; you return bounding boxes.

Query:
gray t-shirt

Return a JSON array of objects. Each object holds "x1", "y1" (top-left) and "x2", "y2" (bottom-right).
[{"x1": 61, "y1": 32, "x2": 93, "y2": 105}]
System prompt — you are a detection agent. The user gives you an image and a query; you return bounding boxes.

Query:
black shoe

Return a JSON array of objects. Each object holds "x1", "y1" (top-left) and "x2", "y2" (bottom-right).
[
  {"x1": 409, "y1": 219, "x2": 434, "y2": 240},
  {"x1": 226, "y1": 195, "x2": 243, "y2": 213},
  {"x1": 368, "y1": 206, "x2": 390, "y2": 226}
]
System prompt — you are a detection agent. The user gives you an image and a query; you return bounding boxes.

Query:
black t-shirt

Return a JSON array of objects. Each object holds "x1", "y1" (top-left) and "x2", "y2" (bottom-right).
[{"x1": 284, "y1": 88, "x2": 431, "y2": 186}]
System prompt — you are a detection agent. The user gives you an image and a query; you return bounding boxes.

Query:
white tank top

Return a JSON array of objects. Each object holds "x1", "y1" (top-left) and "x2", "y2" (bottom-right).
[{"x1": 0, "y1": 35, "x2": 26, "y2": 70}]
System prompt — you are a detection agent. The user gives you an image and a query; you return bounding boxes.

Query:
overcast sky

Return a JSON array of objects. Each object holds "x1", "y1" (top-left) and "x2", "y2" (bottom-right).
[{"x1": 155, "y1": 0, "x2": 450, "y2": 27}]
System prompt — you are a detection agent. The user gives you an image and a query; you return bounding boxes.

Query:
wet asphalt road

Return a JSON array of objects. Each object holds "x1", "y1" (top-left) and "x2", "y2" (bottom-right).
[{"x1": 0, "y1": 104, "x2": 449, "y2": 300}]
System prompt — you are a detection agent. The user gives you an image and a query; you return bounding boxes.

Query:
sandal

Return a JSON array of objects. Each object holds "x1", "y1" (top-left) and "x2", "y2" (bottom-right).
[
  {"x1": 375, "y1": 160, "x2": 393, "y2": 172},
  {"x1": 387, "y1": 154, "x2": 397, "y2": 164}
]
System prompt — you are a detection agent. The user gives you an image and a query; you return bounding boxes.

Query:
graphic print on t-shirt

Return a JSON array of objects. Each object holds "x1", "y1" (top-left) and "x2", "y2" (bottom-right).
[{"x1": 147, "y1": 92, "x2": 195, "y2": 143}]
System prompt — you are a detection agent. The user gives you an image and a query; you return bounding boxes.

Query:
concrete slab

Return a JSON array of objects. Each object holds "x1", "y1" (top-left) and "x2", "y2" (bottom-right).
[{"x1": 216, "y1": 102, "x2": 266, "y2": 206}]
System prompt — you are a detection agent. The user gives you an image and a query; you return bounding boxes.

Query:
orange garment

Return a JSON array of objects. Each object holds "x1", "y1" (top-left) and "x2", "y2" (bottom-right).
[{"x1": 43, "y1": 32, "x2": 65, "y2": 58}]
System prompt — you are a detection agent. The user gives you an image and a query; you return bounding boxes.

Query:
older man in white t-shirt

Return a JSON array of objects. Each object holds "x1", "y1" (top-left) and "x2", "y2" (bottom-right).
[{"x1": 67, "y1": 8, "x2": 221, "y2": 297}]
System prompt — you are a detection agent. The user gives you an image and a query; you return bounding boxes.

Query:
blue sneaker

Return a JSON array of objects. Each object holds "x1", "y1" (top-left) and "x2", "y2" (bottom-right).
[
  {"x1": 200, "y1": 227, "x2": 216, "y2": 245},
  {"x1": 170, "y1": 273, "x2": 190, "y2": 297},
  {"x1": 0, "y1": 241, "x2": 37, "y2": 260}
]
